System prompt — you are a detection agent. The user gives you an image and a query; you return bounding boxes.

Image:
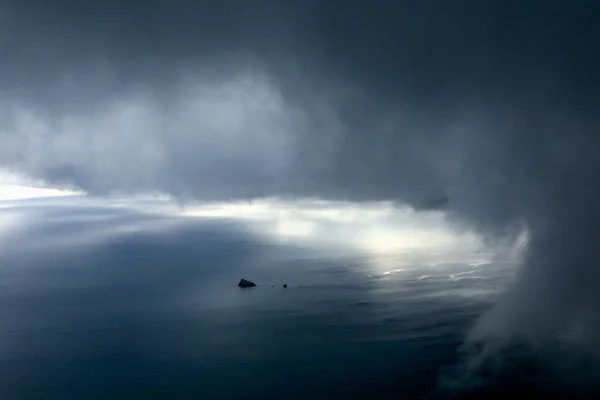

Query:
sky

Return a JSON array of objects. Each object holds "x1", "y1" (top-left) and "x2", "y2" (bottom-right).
[{"x1": 2, "y1": 1, "x2": 600, "y2": 350}]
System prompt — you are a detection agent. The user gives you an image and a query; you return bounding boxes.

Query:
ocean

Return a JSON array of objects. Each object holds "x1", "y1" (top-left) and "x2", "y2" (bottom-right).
[{"x1": 1, "y1": 197, "x2": 598, "y2": 399}]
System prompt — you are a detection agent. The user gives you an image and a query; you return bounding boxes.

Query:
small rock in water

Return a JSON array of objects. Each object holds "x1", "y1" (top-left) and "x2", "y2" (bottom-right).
[
  {"x1": 283, "y1": 284, "x2": 288, "y2": 288},
  {"x1": 238, "y1": 278, "x2": 257, "y2": 288}
]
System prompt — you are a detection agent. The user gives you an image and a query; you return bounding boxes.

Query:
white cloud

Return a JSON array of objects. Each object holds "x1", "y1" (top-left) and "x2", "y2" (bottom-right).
[{"x1": 0, "y1": 71, "x2": 296, "y2": 199}]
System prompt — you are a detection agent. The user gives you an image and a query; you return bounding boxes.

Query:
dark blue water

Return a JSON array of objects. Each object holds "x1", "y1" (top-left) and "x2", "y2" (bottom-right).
[{"x1": 2, "y1": 198, "x2": 598, "y2": 399}]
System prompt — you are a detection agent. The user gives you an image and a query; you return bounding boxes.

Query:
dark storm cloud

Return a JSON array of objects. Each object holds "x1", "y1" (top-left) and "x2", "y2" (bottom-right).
[
  {"x1": 7, "y1": 1, "x2": 596, "y2": 102},
  {"x1": 3, "y1": 0, "x2": 600, "y2": 346},
  {"x1": 1, "y1": 1, "x2": 598, "y2": 204}
]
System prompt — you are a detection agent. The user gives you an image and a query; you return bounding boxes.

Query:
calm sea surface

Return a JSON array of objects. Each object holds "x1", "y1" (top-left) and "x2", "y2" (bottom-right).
[{"x1": 1, "y1": 199, "x2": 598, "y2": 399}]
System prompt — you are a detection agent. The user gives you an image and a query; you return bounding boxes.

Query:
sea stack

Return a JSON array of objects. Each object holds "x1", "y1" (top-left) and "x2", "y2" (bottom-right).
[{"x1": 238, "y1": 278, "x2": 257, "y2": 288}]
